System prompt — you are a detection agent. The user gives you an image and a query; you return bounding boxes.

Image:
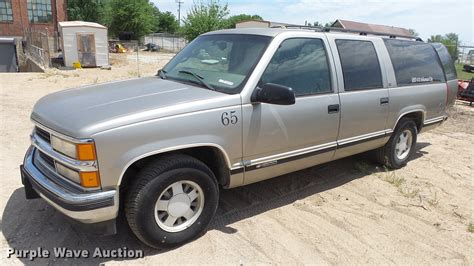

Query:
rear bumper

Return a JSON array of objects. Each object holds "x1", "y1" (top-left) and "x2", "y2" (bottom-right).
[{"x1": 21, "y1": 146, "x2": 118, "y2": 224}]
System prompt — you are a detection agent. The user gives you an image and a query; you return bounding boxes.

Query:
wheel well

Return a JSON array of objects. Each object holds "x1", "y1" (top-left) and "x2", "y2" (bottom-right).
[
  {"x1": 119, "y1": 146, "x2": 230, "y2": 195},
  {"x1": 399, "y1": 112, "x2": 423, "y2": 132}
]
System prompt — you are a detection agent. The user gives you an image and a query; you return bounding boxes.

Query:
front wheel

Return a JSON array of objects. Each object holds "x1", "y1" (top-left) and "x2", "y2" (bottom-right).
[
  {"x1": 125, "y1": 155, "x2": 219, "y2": 249},
  {"x1": 375, "y1": 118, "x2": 418, "y2": 169}
]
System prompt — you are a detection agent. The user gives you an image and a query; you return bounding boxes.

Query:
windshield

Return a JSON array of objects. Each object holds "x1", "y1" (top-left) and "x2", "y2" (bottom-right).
[{"x1": 163, "y1": 34, "x2": 272, "y2": 94}]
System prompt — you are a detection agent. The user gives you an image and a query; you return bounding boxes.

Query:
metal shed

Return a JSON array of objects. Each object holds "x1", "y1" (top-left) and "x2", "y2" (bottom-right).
[
  {"x1": 0, "y1": 38, "x2": 18, "y2": 72},
  {"x1": 59, "y1": 21, "x2": 109, "y2": 67}
]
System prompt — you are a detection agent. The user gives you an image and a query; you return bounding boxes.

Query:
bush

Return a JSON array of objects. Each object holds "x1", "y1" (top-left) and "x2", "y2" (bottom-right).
[{"x1": 180, "y1": 1, "x2": 229, "y2": 42}]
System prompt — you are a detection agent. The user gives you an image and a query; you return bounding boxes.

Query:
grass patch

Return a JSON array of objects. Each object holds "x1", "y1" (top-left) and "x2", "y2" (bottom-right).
[
  {"x1": 468, "y1": 223, "x2": 474, "y2": 233},
  {"x1": 428, "y1": 192, "x2": 440, "y2": 207},
  {"x1": 40, "y1": 70, "x2": 71, "y2": 79},
  {"x1": 379, "y1": 169, "x2": 405, "y2": 188},
  {"x1": 127, "y1": 70, "x2": 139, "y2": 77},
  {"x1": 398, "y1": 187, "x2": 419, "y2": 198},
  {"x1": 456, "y1": 64, "x2": 474, "y2": 80},
  {"x1": 354, "y1": 161, "x2": 372, "y2": 175}
]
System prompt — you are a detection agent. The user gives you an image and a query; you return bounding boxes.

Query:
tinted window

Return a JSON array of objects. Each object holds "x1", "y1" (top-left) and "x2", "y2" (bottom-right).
[
  {"x1": 384, "y1": 39, "x2": 446, "y2": 86},
  {"x1": 336, "y1": 40, "x2": 383, "y2": 91},
  {"x1": 261, "y1": 38, "x2": 332, "y2": 96},
  {"x1": 431, "y1": 43, "x2": 457, "y2": 80}
]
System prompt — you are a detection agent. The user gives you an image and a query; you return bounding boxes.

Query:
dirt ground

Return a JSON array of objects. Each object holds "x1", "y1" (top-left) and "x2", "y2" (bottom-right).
[{"x1": 1, "y1": 53, "x2": 473, "y2": 265}]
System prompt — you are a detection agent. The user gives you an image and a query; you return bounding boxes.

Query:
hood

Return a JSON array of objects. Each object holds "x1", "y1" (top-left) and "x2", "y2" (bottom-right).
[{"x1": 32, "y1": 77, "x2": 235, "y2": 138}]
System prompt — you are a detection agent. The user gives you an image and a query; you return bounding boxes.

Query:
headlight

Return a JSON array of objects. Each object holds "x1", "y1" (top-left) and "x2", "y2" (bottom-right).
[
  {"x1": 51, "y1": 135, "x2": 76, "y2": 158},
  {"x1": 55, "y1": 162, "x2": 81, "y2": 183},
  {"x1": 48, "y1": 134, "x2": 100, "y2": 188},
  {"x1": 55, "y1": 162, "x2": 101, "y2": 188},
  {"x1": 51, "y1": 135, "x2": 97, "y2": 161}
]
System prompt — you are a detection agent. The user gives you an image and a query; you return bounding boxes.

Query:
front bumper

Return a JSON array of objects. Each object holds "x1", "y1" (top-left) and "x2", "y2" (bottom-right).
[{"x1": 21, "y1": 146, "x2": 118, "y2": 224}]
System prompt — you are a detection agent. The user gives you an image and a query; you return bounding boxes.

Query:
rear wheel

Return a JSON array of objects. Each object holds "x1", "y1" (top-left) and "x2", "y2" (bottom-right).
[
  {"x1": 375, "y1": 118, "x2": 418, "y2": 169},
  {"x1": 125, "y1": 155, "x2": 219, "y2": 249}
]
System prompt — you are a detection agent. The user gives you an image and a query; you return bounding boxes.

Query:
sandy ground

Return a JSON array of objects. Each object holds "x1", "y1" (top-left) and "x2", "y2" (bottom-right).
[{"x1": 1, "y1": 53, "x2": 473, "y2": 265}]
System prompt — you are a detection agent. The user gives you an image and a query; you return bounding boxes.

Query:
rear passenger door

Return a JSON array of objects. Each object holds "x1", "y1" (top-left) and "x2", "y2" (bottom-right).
[{"x1": 327, "y1": 37, "x2": 390, "y2": 159}]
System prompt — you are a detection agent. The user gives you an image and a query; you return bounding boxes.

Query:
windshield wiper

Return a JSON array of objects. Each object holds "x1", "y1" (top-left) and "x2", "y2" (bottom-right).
[
  {"x1": 178, "y1": 70, "x2": 215, "y2": 91},
  {"x1": 157, "y1": 69, "x2": 167, "y2": 79}
]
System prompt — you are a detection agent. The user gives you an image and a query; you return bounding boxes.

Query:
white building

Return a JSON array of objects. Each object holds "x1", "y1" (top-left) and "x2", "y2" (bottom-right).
[
  {"x1": 59, "y1": 21, "x2": 109, "y2": 67},
  {"x1": 235, "y1": 20, "x2": 293, "y2": 28}
]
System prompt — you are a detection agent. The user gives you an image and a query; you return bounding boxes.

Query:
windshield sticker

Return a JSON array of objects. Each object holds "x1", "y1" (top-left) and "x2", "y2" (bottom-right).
[
  {"x1": 218, "y1": 79, "x2": 234, "y2": 86},
  {"x1": 412, "y1": 77, "x2": 433, "y2": 83},
  {"x1": 201, "y1": 59, "x2": 219, "y2": 65}
]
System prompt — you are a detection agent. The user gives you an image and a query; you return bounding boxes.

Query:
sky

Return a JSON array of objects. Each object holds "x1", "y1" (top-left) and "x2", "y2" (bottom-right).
[{"x1": 151, "y1": 0, "x2": 474, "y2": 45}]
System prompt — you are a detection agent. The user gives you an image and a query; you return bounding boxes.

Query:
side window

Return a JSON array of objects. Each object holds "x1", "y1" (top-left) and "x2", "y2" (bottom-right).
[
  {"x1": 261, "y1": 38, "x2": 332, "y2": 96},
  {"x1": 336, "y1": 39, "x2": 383, "y2": 91},
  {"x1": 431, "y1": 43, "x2": 457, "y2": 80},
  {"x1": 384, "y1": 39, "x2": 446, "y2": 86}
]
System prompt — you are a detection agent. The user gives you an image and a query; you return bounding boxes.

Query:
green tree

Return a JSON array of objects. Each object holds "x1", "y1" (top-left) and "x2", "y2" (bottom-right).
[
  {"x1": 408, "y1": 29, "x2": 419, "y2": 37},
  {"x1": 307, "y1": 21, "x2": 333, "y2": 27},
  {"x1": 445, "y1": 33, "x2": 459, "y2": 44},
  {"x1": 67, "y1": 0, "x2": 105, "y2": 23},
  {"x1": 155, "y1": 11, "x2": 179, "y2": 33},
  {"x1": 428, "y1": 33, "x2": 460, "y2": 60},
  {"x1": 181, "y1": 0, "x2": 229, "y2": 41},
  {"x1": 428, "y1": 34, "x2": 444, "y2": 42},
  {"x1": 324, "y1": 21, "x2": 334, "y2": 27},
  {"x1": 103, "y1": 0, "x2": 156, "y2": 39},
  {"x1": 225, "y1": 14, "x2": 263, "y2": 28}
]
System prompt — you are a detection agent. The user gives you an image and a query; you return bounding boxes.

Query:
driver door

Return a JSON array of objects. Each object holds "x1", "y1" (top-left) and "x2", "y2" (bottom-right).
[{"x1": 241, "y1": 37, "x2": 341, "y2": 185}]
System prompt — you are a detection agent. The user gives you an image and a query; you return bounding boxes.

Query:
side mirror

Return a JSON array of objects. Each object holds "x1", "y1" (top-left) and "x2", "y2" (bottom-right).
[{"x1": 251, "y1": 83, "x2": 296, "y2": 105}]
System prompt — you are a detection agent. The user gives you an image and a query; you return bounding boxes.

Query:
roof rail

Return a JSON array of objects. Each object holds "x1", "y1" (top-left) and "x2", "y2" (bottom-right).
[
  {"x1": 270, "y1": 25, "x2": 324, "y2": 32},
  {"x1": 270, "y1": 25, "x2": 422, "y2": 41}
]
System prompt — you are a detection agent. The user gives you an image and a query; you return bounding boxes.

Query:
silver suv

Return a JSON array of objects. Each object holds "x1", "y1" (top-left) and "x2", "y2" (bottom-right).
[{"x1": 20, "y1": 28, "x2": 458, "y2": 248}]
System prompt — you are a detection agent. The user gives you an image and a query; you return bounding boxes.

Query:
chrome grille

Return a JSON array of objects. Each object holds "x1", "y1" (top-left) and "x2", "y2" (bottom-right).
[
  {"x1": 35, "y1": 126, "x2": 51, "y2": 144},
  {"x1": 38, "y1": 150, "x2": 55, "y2": 169},
  {"x1": 32, "y1": 149, "x2": 84, "y2": 193}
]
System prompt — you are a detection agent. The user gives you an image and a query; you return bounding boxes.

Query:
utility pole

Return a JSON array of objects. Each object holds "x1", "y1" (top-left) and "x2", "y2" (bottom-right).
[{"x1": 176, "y1": 0, "x2": 184, "y2": 26}]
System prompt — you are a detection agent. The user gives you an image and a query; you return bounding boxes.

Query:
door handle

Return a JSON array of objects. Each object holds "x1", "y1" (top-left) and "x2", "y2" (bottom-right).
[
  {"x1": 328, "y1": 104, "x2": 340, "y2": 114},
  {"x1": 380, "y1": 97, "x2": 389, "y2": 105}
]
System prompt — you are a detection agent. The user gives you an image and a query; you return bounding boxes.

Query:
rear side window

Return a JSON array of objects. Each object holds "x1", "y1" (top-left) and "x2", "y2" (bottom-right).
[
  {"x1": 336, "y1": 40, "x2": 383, "y2": 91},
  {"x1": 384, "y1": 39, "x2": 446, "y2": 86},
  {"x1": 261, "y1": 38, "x2": 332, "y2": 96},
  {"x1": 431, "y1": 43, "x2": 457, "y2": 80}
]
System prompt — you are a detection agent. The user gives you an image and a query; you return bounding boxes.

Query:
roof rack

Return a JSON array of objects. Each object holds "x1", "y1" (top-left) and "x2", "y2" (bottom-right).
[{"x1": 270, "y1": 25, "x2": 423, "y2": 41}]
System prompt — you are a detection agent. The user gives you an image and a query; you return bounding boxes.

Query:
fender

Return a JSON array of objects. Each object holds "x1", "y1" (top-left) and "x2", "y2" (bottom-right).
[
  {"x1": 117, "y1": 143, "x2": 232, "y2": 186},
  {"x1": 390, "y1": 107, "x2": 426, "y2": 132}
]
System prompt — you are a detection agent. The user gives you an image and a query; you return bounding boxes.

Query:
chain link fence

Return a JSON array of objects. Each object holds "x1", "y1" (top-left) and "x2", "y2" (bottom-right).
[
  {"x1": 143, "y1": 33, "x2": 187, "y2": 53},
  {"x1": 24, "y1": 29, "x2": 51, "y2": 69},
  {"x1": 457, "y1": 45, "x2": 474, "y2": 65}
]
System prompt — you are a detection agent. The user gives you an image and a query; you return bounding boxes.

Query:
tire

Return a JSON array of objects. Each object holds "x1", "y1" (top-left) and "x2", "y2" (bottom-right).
[
  {"x1": 375, "y1": 118, "x2": 418, "y2": 169},
  {"x1": 125, "y1": 155, "x2": 219, "y2": 249}
]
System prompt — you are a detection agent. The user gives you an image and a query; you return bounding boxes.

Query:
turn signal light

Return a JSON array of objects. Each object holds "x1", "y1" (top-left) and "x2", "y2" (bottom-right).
[
  {"x1": 80, "y1": 171, "x2": 100, "y2": 187},
  {"x1": 77, "y1": 143, "x2": 97, "y2": 161}
]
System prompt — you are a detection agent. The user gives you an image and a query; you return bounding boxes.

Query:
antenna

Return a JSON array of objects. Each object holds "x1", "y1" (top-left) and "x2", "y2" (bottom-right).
[{"x1": 176, "y1": 0, "x2": 184, "y2": 26}]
